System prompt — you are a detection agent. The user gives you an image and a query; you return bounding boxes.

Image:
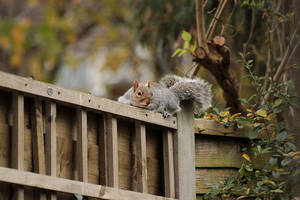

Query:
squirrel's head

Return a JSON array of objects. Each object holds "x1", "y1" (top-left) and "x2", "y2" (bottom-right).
[{"x1": 132, "y1": 80, "x2": 152, "y2": 107}]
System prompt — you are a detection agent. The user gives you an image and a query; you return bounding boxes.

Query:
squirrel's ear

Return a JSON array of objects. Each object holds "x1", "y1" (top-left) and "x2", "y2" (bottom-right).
[
  {"x1": 133, "y1": 80, "x2": 139, "y2": 92},
  {"x1": 146, "y1": 80, "x2": 150, "y2": 88}
]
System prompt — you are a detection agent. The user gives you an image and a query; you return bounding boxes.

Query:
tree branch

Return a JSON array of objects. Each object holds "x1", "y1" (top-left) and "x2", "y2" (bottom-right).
[
  {"x1": 206, "y1": 0, "x2": 229, "y2": 41},
  {"x1": 263, "y1": 28, "x2": 299, "y2": 102},
  {"x1": 196, "y1": 0, "x2": 207, "y2": 49}
]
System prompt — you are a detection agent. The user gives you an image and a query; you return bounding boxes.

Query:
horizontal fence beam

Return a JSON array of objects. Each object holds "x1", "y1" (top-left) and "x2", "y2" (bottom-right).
[
  {"x1": 0, "y1": 167, "x2": 177, "y2": 200},
  {"x1": 0, "y1": 71, "x2": 177, "y2": 129}
]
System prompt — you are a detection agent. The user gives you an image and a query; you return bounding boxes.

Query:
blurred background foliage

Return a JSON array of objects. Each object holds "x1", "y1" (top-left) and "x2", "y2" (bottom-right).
[
  {"x1": 0, "y1": 0, "x2": 133, "y2": 82},
  {"x1": 0, "y1": 0, "x2": 299, "y2": 106}
]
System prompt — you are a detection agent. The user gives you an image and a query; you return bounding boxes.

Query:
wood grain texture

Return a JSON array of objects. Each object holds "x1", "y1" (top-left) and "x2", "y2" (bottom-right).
[
  {"x1": 195, "y1": 135, "x2": 247, "y2": 168},
  {"x1": 31, "y1": 98, "x2": 47, "y2": 200},
  {"x1": 106, "y1": 114, "x2": 119, "y2": 188},
  {"x1": 146, "y1": 125, "x2": 164, "y2": 196},
  {"x1": 135, "y1": 121, "x2": 148, "y2": 193},
  {"x1": 98, "y1": 115, "x2": 108, "y2": 186},
  {"x1": 77, "y1": 109, "x2": 88, "y2": 182},
  {"x1": 175, "y1": 101, "x2": 196, "y2": 200},
  {"x1": 0, "y1": 71, "x2": 177, "y2": 129},
  {"x1": 45, "y1": 101, "x2": 57, "y2": 200},
  {"x1": 117, "y1": 119, "x2": 133, "y2": 191},
  {"x1": 56, "y1": 105, "x2": 74, "y2": 180},
  {"x1": 0, "y1": 167, "x2": 177, "y2": 200},
  {"x1": 12, "y1": 93, "x2": 24, "y2": 200},
  {"x1": 163, "y1": 129, "x2": 175, "y2": 198},
  {"x1": 31, "y1": 98, "x2": 46, "y2": 174}
]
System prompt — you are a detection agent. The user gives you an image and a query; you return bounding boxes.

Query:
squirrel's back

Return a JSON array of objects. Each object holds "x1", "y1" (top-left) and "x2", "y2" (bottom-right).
[{"x1": 169, "y1": 77, "x2": 212, "y2": 110}]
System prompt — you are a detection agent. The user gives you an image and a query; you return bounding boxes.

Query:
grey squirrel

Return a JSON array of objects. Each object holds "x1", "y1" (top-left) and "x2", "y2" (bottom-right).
[{"x1": 118, "y1": 75, "x2": 212, "y2": 118}]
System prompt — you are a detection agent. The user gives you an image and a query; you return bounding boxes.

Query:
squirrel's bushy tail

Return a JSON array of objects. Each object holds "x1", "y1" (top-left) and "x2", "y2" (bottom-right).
[{"x1": 169, "y1": 77, "x2": 212, "y2": 110}]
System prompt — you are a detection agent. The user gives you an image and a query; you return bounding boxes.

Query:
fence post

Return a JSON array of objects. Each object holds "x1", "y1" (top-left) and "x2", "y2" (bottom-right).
[{"x1": 174, "y1": 101, "x2": 196, "y2": 200}]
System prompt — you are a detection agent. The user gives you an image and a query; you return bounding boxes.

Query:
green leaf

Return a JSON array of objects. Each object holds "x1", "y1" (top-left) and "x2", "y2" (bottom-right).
[
  {"x1": 181, "y1": 30, "x2": 192, "y2": 42},
  {"x1": 281, "y1": 158, "x2": 292, "y2": 167},
  {"x1": 275, "y1": 131, "x2": 288, "y2": 142},
  {"x1": 273, "y1": 99, "x2": 282, "y2": 108},
  {"x1": 183, "y1": 41, "x2": 190, "y2": 49},
  {"x1": 260, "y1": 180, "x2": 276, "y2": 187},
  {"x1": 190, "y1": 41, "x2": 197, "y2": 54},
  {"x1": 171, "y1": 48, "x2": 182, "y2": 57},
  {"x1": 178, "y1": 49, "x2": 186, "y2": 56},
  {"x1": 248, "y1": 125, "x2": 263, "y2": 139},
  {"x1": 269, "y1": 157, "x2": 277, "y2": 167},
  {"x1": 271, "y1": 189, "x2": 283, "y2": 193},
  {"x1": 255, "y1": 109, "x2": 267, "y2": 117}
]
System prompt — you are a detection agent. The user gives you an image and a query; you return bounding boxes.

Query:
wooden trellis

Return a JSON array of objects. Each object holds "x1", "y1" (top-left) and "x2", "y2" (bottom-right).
[{"x1": 0, "y1": 71, "x2": 196, "y2": 200}]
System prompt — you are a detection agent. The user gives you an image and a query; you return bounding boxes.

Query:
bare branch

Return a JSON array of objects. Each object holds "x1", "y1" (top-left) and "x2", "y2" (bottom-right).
[
  {"x1": 196, "y1": 0, "x2": 207, "y2": 49},
  {"x1": 206, "y1": 0, "x2": 229, "y2": 41},
  {"x1": 242, "y1": 8, "x2": 255, "y2": 58},
  {"x1": 220, "y1": 0, "x2": 237, "y2": 36},
  {"x1": 273, "y1": 29, "x2": 298, "y2": 82},
  {"x1": 263, "y1": 28, "x2": 299, "y2": 102}
]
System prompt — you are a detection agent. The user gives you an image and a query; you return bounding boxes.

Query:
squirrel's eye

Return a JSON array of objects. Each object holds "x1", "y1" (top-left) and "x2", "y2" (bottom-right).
[{"x1": 137, "y1": 91, "x2": 142, "y2": 96}]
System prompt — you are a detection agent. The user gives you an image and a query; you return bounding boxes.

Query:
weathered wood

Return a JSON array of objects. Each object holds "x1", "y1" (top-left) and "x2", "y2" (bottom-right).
[
  {"x1": 0, "y1": 167, "x2": 177, "y2": 200},
  {"x1": 12, "y1": 93, "x2": 24, "y2": 200},
  {"x1": 146, "y1": 126, "x2": 164, "y2": 196},
  {"x1": 86, "y1": 113, "x2": 100, "y2": 186},
  {"x1": 135, "y1": 121, "x2": 148, "y2": 193},
  {"x1": 98, "y1": 115, "x2": 108, "y2": 186},
  {"x1": 45, "y1": 101, "x2": 57, "y2": 200},
  {"x1": 31, "y1": 98, "x2": 47, "y2": 200},
  {"x1": 56, "y1": 105, "x2": 74, "y2": 180},
  {"x1": 106, "y1": 114, "x2": 119, "y2": 188},
  {"x1": 175, "y1": 101, "x2": 196, "y2": 200},
  {"x1": 31, "y1": 98, "x2": 46, "y2": 174},
  {"x1": 0, "y1": 71, "x2": 177, "y2": 129},
  {"x1": 195, "y1": 135, "x2": 247, "y2": 168},
  {"x1": 77, "y1": 109, "x2": 88, "y2": 182},
  {"x1": 196, "y1": 168, "x2": 237, "y2": 194},
  {"x1": 163, "y1": 129, "x2": 175, "y2": 198}
]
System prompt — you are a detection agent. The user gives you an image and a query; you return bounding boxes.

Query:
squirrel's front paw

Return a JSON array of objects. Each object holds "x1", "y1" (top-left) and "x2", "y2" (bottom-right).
[{"x1": 162, "y1": 111, "x2": 170, "y2": 118}]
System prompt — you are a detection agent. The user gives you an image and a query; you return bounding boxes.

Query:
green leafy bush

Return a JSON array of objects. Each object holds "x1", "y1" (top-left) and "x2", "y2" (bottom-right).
[{"x1": 203, "y1": 59, "x2": 300, "y2": 200}]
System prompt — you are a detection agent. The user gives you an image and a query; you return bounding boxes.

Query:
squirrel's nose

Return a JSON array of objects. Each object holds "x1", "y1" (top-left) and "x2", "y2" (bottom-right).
[{"x1": 144, "y1": 99, "x2": 151, "y2": 105}]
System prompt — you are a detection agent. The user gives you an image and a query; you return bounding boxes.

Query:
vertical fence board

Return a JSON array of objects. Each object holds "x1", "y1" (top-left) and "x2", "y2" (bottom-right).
[
  {"x1": 175, "y1": 101, "x2": 196, "y2": 200},
  {"x1": 98, "y1": 115, "x2": 108, "y2": 185},
  {"x1": 135, "y1": 121, "x2": 148, "y2": 193},
  {"x1": 77, "y1": 109, "x2": 88, "y2": 182},
  {"x1": 31, "y1": 98, "x2": 47, "y2": 200},
  {"x1": 163, "y1": 129, "x2": 175, "y2": 198},
  {"x1": 106, "y1": 114, "x2": 119, "y2": 188},
  {"x1": 45, "y1": 102, "x2": 57, "y2": 200},
  {"x1": 12, "y1": 93, "x2": 24, "y2": 200}
]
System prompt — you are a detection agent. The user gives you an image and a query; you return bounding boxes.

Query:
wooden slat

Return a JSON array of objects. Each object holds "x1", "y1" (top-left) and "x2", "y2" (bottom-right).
[
  {"x1": 163, "y1": 129, "x2": 175, "y2": 198},
  {"x1": 0, "y1": 167, "x2": 177, "y2": 200},
  {"x1": 195, "y1": 135, "x2": 246, "y2": 168},
  {"x1": 31, "y1": 98, "x2": 47, "y2": 200},
  {"x1": 0, "y1": 71, "x2": 177, "y2": 129},
  {"x1": 31, "y1": 98, "x2": 46, "y2": 174},
  {"x1": 77, "y1": 109, "x2": 88, "y2": 182},
  {"x1": 106, "y1": 114, "x2": 119, "y2": 188},
  {"x1": 174, "y1": 101, "x2": 196, "y2": 200},
  {"x1": 135, "y1": 121, "x2": 148, "y2": 193},
  {"x1": 99, "y1": 115, "x2": 108, "y2": 185},
  {"x1": 12, "y1": 93, "x2": 24, "y2": 200},
  {"x1": 45, "y1": 101, "x2": 57, "y2": 200}
]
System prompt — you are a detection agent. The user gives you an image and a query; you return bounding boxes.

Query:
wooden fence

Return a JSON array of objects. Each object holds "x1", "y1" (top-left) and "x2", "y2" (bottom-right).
[{"x1": 0, "y1": 71, "x2": 196, "y2": 200}]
